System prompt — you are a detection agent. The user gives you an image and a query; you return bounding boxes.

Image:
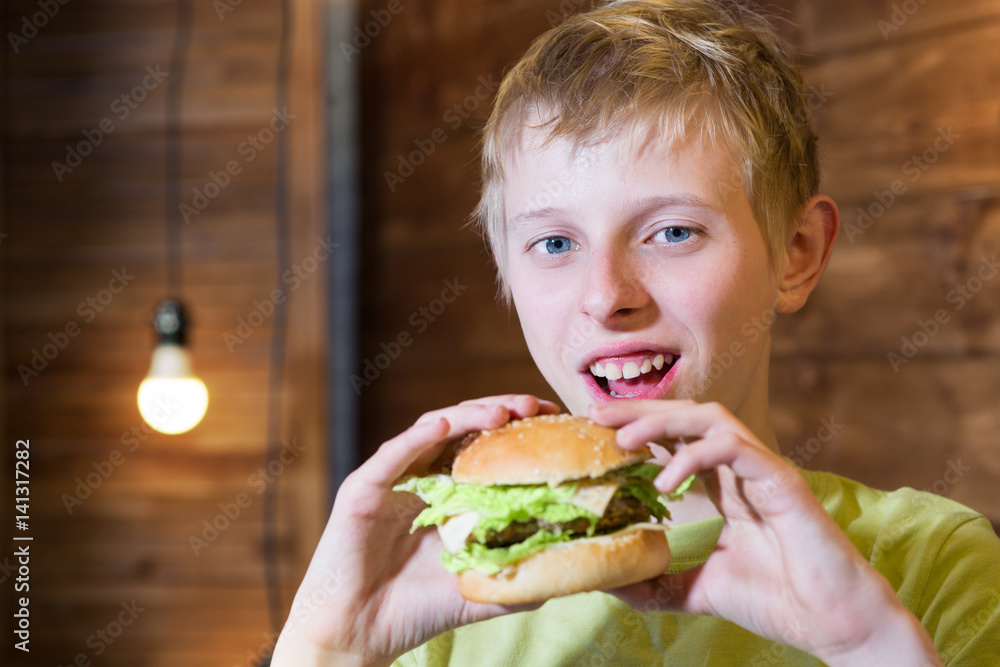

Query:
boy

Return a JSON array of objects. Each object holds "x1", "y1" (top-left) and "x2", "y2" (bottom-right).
[{"x1": 274, "y1": 1, "x2": 1000, "y2": 664}]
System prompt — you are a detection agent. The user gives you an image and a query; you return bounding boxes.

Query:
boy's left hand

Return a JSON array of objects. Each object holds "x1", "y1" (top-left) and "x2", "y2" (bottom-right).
[{"x1": 590, "y1": 400, "x2": 941, "y2": 667}]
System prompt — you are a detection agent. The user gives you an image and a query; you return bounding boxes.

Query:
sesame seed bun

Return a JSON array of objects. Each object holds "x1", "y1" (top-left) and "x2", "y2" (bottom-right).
[{"x1": 451, "y1": 413, "x2": 650, "y2": 486}]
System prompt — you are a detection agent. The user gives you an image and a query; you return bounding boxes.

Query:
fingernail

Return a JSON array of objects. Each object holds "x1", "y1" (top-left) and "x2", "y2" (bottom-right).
[{"x1": 654, "y1": 469, "x2": 673, "y2": 492}]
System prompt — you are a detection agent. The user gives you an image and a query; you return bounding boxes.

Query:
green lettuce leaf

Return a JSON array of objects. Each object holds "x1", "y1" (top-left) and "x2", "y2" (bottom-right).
[
  {"x1": 393, "y1": 465, "x2": 697, "y2": 574},
  {"x1": 440, "y1": 528, "x2": 573, "y2": 575},
  {"x1": 393, "y1": 474, "x2": 591, "y2": 532},
  {"x1": 667, "y1": 471, "x2": 697, "y2": 500}
]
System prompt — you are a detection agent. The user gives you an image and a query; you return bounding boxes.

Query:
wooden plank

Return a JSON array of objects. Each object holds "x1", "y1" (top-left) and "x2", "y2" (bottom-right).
[
  {"x1": 771, "y1": 357, "x2": 1000, "y2": 522},
  {"x1": 1, "y1": 0, "x2": 325, "y2": 663},
  {"x1": 801, "y1": 20, "x2": 1000, "y2": 201},
  {"x1": 774, "y1": 0, "x2": 1000, "y2": 57}
]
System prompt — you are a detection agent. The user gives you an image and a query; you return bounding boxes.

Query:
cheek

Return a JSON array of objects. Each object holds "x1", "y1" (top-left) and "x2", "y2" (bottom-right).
[
  {"x1": 510, "y1": 274, "x2": 578, "y2": 371},
  {"x1": 663, "y1": 251, "x2": 774, "y2": 348}
]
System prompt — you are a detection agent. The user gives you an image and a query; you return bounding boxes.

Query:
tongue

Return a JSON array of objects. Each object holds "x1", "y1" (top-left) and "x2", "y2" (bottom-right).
[{"x1": 607, "y1": 366, "x2": 668, "y2": 398}]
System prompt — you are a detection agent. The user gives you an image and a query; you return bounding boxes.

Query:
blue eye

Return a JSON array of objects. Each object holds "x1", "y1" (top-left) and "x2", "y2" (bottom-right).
[
  {"x1": 539, "y1": 236, "x2": 573, "y2": 254},
  {"x1": 654, "y1": 226, "x2": 692, "y2": 243}
]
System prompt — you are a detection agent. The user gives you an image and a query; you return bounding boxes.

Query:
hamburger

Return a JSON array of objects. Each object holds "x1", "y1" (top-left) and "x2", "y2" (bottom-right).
[{"x1": 393, "y1": 413, "x2": 695, "y2": 604}]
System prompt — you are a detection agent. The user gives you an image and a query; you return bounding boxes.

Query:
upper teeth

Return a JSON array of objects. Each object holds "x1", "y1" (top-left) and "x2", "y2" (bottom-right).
[{"x1": 590, "y1": 353, "x2": 672, "y2": 379}]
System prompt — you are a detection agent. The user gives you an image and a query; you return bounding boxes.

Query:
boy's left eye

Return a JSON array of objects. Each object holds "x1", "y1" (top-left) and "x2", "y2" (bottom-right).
[{"x1": 651, "y1": 226, "x2": 693, "y2": 243}]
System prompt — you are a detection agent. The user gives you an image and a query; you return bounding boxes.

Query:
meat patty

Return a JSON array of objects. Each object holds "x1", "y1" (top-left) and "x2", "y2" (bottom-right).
[{"x1": 479, "y1": 491, "x2": 651, "y2": 548}]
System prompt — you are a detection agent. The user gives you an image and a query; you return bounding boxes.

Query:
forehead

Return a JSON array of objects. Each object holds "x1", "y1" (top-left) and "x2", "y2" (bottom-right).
[{"x1": 501, "y1": 125, "x2": 743, "y2": 221}]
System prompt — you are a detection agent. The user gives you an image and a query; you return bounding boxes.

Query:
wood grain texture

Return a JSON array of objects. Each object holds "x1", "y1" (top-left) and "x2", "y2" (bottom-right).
[
  {"x1": 1, "y1": 0, "x2": 327, "y2": 663},
  {"x1": 3, "y1": 0, "x2": 999, "y2": 662}
]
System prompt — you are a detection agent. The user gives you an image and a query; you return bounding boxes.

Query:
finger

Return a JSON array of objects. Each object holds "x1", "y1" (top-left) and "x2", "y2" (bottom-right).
[
  {"x1": 589, "y1": 400, "x2": 699, "y2": 452},
  {"x1": 653, "y1": 430, "x2": 786, "y2": 497},
  {"x1": 408, "y1": 398, "x2": 557, "y2": 474},
  {"x1": 605, "y1": 569, "x2": 699, "y2": 615},
  {"x1": 589, "y1": 399, "x2": 695, "y2": 428},
  {"x1": 456, "y1": 394, "x2": 561, "y2": 418},
  {"x1": 609, "y1": 402, "x2": 751, "y2": 451},
  {"x1": 364, "y1": 401, "x2": 526, "y2": 488},
  {"x1": 356, "y1": 417, "x2": 455, "y2": 488},
  {"x1": 414, "y1": 397, "x2": 510, "y2": 426}
]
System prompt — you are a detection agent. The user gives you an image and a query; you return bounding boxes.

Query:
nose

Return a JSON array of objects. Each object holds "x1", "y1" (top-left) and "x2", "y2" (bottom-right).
[{"x1": 579, "y1": 247, "x2": 651, "y2": 325}]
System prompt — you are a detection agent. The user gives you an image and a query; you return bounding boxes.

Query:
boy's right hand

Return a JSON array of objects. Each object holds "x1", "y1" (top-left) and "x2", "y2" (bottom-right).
[{"x1": 271, "y1": 394, "x2": 560, "y2": 667}]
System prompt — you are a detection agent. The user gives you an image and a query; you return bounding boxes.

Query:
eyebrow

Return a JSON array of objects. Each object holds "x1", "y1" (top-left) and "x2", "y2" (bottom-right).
[{"x1": 508, "y1": 193, "x2": 720, "y2": 230}]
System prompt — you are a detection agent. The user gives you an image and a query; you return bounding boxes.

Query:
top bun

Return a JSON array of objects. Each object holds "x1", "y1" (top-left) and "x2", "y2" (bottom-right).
[{"x1": 452, "y1": 414, "x2": 648, "y2": 486}]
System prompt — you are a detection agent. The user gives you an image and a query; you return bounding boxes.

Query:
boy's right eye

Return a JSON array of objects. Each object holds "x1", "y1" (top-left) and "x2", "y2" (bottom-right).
[{"x1": 532, "y1": 236, "x2": 576, "y2": 255}]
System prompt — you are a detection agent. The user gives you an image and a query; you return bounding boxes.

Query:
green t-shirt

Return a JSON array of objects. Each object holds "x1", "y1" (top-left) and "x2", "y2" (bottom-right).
[{"x1": 394, "y1": 466, "x2": 1000, "y2": 666}]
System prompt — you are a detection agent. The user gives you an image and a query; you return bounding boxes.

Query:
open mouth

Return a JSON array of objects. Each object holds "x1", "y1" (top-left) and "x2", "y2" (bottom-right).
[{"x1": 588, "y1": 352, "x2": 678, "y2": 399}]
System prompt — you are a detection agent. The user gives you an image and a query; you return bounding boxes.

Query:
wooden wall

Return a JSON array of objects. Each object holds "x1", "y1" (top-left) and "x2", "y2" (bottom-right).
[
  {"x1": 357, "y1": 0, "x2": 1000, "y2": 528},
  {"x1": 1, "y1": 0, "x2": 326, "y2": 664},
  {"x1": 768, "y1": 0, "x2": 1000, "y2": 524},
  {"x1": 2, "y1": 0, "x2": 998, "y2": 663}
]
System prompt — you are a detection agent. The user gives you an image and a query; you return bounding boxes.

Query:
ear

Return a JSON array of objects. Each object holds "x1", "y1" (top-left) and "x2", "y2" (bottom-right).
[{"x1": 775, "y1": 194, "x2": 840, "y2": 314}]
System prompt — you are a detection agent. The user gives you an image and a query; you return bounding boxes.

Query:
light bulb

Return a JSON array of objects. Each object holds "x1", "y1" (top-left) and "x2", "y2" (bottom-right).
[
  {"x1": 138, "y1": 299, "x2": 208, "y2": 435},
  {"x1": 138, "y1": 344, "x2": 208, "y2": 434}
]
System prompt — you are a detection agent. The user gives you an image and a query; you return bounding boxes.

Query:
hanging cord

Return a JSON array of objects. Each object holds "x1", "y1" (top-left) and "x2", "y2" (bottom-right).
[
  {"x1": 263, "y1": 0, "x2": 294, "y2": 644},
  {"x1": 164, "y1": 0, "x2": 192, "y2": 298}
]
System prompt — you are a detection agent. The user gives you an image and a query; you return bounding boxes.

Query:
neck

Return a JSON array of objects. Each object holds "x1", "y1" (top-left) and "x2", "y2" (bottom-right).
[
  {"x1": 733, "y1": 335, "x2": 780, "y2": 454},
  {"x1": 666, "y1": 339, "x2": 779, "y2": 523}
]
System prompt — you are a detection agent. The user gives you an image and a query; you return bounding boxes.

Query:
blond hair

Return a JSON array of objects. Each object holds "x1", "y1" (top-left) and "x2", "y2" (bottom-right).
[{"x1": 472, "y1": 0, "x2": 819, "y2": 300}]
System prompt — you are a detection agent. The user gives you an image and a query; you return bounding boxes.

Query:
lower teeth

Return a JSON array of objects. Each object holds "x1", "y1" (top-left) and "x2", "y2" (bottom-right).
[{"x1": 609, "y1": 389, "x2": 645, "y2": 399}]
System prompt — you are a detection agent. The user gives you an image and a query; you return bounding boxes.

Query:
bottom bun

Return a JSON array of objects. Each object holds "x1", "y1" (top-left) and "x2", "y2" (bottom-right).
[{"x1": 457, "y1": 528, "x2": 671, "y2": 605}]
